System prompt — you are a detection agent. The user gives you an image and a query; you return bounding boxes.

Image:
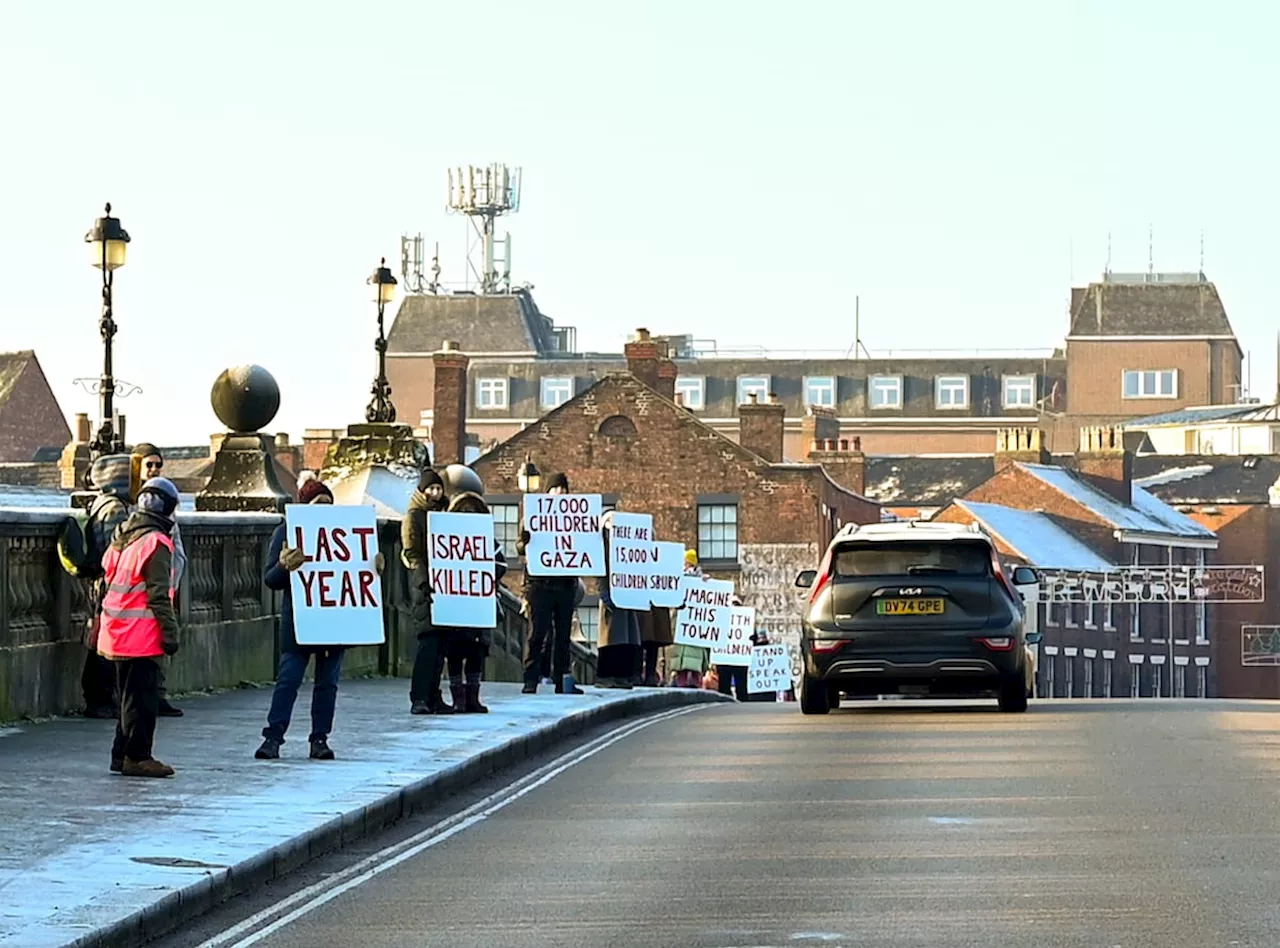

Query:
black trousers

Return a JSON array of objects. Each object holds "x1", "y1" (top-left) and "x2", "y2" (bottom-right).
[
  {"x1": 717, "y1": 664, "x2": 749, "y2": 702},
  {"x1": 641, "y1": 642, "x2": 661, "y2": 684},
  {"x1": 447, "y1": 638, "x2": 486, "y2": 683},
  {"x1": 598, "y1": 643, "x2": 640, "y2": 680},
  {"x1": 82, "y1": 649, "x2": 116, "y2": 710},
  {"x1": 524, "y1": 584, "x2": 576, "y2": 687},
  {"x1": 111, "y1": 658, "x2": 160, "y2": 763},
  {"x1": 410, "y1": 633, "x2": 447, "y2": 704}
]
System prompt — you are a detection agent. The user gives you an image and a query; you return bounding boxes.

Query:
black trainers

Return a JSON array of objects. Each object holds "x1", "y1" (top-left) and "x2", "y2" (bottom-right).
[
  {"x1": 158, "y1": 699, "x2": 184, "y2": 717},
  {"x1": 255, "y1": 737, "x2": 281, "y2": 759},
  {"x1": 410, "y1": 700, "x2": 432, "y2": 715},
  {"x1": 310, "y1": 737, "x2": 335, "y2": 760},
  {"x1": 522, "y1": 683, "x2": 537, "y2": 695},
  {"x1": 110, "y1": 758, "x2": 123, "y2": 774}
]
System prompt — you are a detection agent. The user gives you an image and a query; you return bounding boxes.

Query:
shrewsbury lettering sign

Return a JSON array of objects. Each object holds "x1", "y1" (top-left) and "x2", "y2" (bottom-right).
[
  {"x1": 1040, "y1": 566, "x2": 1265, "y2": 604},
  {"x1": 287, "y1": 504, "x2": 385, "y2": 647}
]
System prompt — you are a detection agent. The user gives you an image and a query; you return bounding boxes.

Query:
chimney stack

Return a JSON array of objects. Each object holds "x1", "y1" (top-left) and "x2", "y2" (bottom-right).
[
  {"x1": 432, "y1": 341, "x2": 469, "y2": 466},
  {"x1": 74, "y1": 412, "x2": 91, "y2": 443},
  {"x1": 738, "y1": 392, "x2": 786, "y2": 463},
  {"x1": 1075, "y1": 425, "x2": 1132, "y2": 504},
  {"x1": 994, "y1": 427, "x2": 1049, "y2": 471},
  {"x1": 624, "y1": 328, "x2": 662, "y2": 390},
  {"x1": 809, "y1": 435, "x2": 867, "y2": 496},
  {"x1": 800, "y1": 406, "x2": 840, "y2": 449},
  {"x1": 655, "y1": 357, "x2": 678, "y2": 402}
]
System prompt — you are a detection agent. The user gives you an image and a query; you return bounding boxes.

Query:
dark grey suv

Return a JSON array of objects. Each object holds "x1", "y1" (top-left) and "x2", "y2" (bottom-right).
[{"x1": 795, "y1": 520, "x2": 1041, "y2": 715}]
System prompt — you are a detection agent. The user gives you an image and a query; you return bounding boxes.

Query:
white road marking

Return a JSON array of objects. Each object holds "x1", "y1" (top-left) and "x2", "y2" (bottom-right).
[{"x1": 194, "y1": 704, "x2": 713, "y2": 948}]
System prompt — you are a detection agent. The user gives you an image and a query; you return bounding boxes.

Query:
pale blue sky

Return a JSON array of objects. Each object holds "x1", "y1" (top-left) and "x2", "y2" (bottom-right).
[{"x1": 1, "y1": 1, "x2": 1276, "y2": 445}]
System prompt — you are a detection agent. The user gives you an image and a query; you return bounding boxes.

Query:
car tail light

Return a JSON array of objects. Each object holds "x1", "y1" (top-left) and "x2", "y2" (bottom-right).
[
  {"x1": 808, "y1": 545, "x2": 835, "y2": 606},
  {"x1": 990, "y1": 547, "x2": 1019, "y2": 602},
  {"x1": 810, "y1": 638, "x2": 845, "y2": 654},
  {"x1": 978, "y1": 636, "x2": 1015, "y2": 651}
]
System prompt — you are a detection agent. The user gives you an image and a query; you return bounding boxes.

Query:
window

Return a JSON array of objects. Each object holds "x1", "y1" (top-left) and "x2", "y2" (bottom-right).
[
  {"x1": 675, "y1": 376, "x2": 705, "y2": 410},
  {"x1": 575, "y1": 605, "x2": 599, "y2": 645},
  {"x1": 1084, "y1": 603, "x2": 1097, "y2": 629},
  {"x1": 1103, "y1": 658, "x2": 1114, "y2": 697},
  {"x1": 1122, "y1": 369, "x2": 1178, "y2": 399},
  {"x1": 1129, "y1": 667, "x2": 1141, "y2": 698},
  {"x1": 1065, "y1": 601, "x2": 1079, "y2": 628},
  {"x1": 935, "y1": 375, "x2": 969, "y2": 409},
  {"x1": 1104, "y1": 600, "x2": 1116, "y2": 631},
  {"x1": 540, "y1": 377, "x2": 573, "y2": 410},
  {"x1": 1083, "y1": 659, "x2": 1094, "y2": 698},
  {"x1": 1151, "y1": 663, "x2": 1163, "y2": 698},
  {"x1": 1046, "y1": 600, "x2": 1060, "y2": 627},
  {"x1": 834, "y1": 540, "x2": 991, "y2": 577},
  {"x1": 1197, "y1": 664, "x2": 1209, "y2": 698},
  {"x1": 736, "y1": 376, "x2": 770, "y2": 405},
  {"x1": 1002, "y1": 375, "x2": 1036, "y2": 408},
  {"x1": 1195, "y1": 551, "x2": 1208, "y2": 643},
  {"x1": 475, "y1": 377, "x2": 508, "y2": 410},
  {"x1": 804, "y1": 376, "x2": 836, "y2": 408},
  {"x1": 1174, "y1": 663, "x2": 1187, "y2": 698},
  {"x1": 697, "y1": 503, "x2": 738, "y2": 562},
  {"x1": 1064, "y1": 657, "x2": 1074, "y2": 698},
  {"x1": 868, "y1": 375, "x2": 902, "y2": 409},
  {"x1": 1044, "y1": 655, "x2": 1056, "y2": 698},
  {"x1": 490, "y1": 503, "x2": 520, "y2": 558}
]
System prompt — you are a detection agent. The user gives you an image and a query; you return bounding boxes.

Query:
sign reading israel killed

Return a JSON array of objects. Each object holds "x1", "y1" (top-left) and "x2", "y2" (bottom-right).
[
  {"x1": 608, "y1": 512, "x2": 656, "y2": 610},
  {"x1": 522, "y1": 493, "x2": 605, "y2": 577},
  {"x1": 427, "y1": 512, "x2": 498, "y2": 628},
  {"x1": 649, "y1": 541, "x2": 686, "y2": 609},
  {"x1": 287, "y1": 504, "x2": 385, "y2": 647},
  {"x1": 711, "y1": 605, "x2": 756, "y2": 665},
  {"x1": 673, "y1": 576, "x2": 734, "y2": 648}
]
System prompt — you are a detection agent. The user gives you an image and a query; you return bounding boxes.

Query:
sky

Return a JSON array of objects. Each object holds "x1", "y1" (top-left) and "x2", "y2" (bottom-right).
[{"x1": 1, "y1": 1, "x2": 1277, "y2": 445}]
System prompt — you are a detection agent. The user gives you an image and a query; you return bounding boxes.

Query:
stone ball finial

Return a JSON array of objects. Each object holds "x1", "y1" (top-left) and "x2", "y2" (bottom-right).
[
  {"x1": 210, "y1": 364, "x2": 281, "y2": 433},
  {"x1": 441, "y1": 463, "x2": 484, "y2": 498}
]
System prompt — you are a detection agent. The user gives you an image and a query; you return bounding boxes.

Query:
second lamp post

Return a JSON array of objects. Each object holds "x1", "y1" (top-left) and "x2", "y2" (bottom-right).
[
  {"x1": 366, "y1": 257, "x2": 398, "y2": 424},
  {"x1": 85, "y1": 202, "x2": 131, "y2": 457}
]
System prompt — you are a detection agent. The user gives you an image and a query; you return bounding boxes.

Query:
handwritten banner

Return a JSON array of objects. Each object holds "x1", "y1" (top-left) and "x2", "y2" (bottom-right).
[
  {"x1": 650, "y1": 541, "x2": 687, "y2": 608},
  {"x1": 712, "y1": 605, "x2": 756, "y2": 665},
  {"x1": 748, "y1": 643, "x2": 791, "y2": 694},
  {"x1": 674, "y1": 576, "x2": 734, "y2": 648},
  {"x1": 287, "y1": 504, "x2": 385, "y2": 647},
  {"x1": 522, "y1": 493, "x2": 605, "y2": 577},
  {"x1": 608, "y1": 512, "x2": 656, "y2": 610},
  {"x1": 428, "y1": 512, "x2": 497, "y2": 628}
]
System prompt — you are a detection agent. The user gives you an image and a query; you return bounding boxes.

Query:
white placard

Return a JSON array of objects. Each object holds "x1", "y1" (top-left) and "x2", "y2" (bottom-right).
[
  {"x1": 286, "y1": 504, "x2": 385, "y2": 647},
  {"x1": 650, "y1": 541, "x2": 686, "y2": 608},
  {"x1": 427, "y1": 512, "x2": 498, "y2": 628},
  {"x1": 608, "y1": 512, "x2": 655, "y2": 610},
  {"x1": 673, "y1": 576, "x2": 734, "y2": 648},
  {"x1": 522, "y1": 493, "x2": 605, "y2": 577},
  {"x1": 748, "y1": 643, "x2": 791, "y2": 694},
  {"x1": 712, "y1": 605, "x2": 756, "y2": 665}
]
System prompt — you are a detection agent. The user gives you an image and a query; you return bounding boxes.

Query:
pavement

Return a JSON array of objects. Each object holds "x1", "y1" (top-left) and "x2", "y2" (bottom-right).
[
  {"x1": 0, "y1": 678, "x2": 725, "y2": 948},
  {"x1": 150, "y1": 696, "x2": 1280, "y2": 948}
]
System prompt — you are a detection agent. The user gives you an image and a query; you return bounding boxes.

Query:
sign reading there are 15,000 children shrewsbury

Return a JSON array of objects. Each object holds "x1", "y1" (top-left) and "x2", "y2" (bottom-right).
[
  {"x1": 287, "y1": 504, "x2": 385, "y2": 647},
  {"x1": 522, "y1": 493, "x2": 605, "y2": 577}
]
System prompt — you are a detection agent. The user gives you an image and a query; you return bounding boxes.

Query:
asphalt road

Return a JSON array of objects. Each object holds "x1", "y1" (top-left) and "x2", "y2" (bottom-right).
[{"x1": 174, "y1": 698, "x2": 1280, "y2": 948}]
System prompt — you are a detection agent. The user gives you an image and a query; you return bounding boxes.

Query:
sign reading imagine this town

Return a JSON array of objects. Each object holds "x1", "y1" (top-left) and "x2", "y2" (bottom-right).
[{"x1": 1040, "y1": 566, "x2": 1265, "y2": 604}]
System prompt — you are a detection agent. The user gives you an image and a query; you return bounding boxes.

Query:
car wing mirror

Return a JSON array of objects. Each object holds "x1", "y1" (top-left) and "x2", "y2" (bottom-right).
[
  {"x1": 1026, "y1": 631, "x2": 1043, "y2": 645},
  {"x1": 795, "y1": 569, "x2": 817, "y2": 589},
  {"x1": 1011, "y1": 566, "x2": 1040, "y2": 586}
]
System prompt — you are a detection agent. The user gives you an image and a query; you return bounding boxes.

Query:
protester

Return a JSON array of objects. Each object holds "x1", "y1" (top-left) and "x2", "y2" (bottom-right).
[
  {"x1": 78, "y1": 454, "x2": 132, "y2": 719},
  {"x1": 401, "y1": 468, "x2": 454, "y2": 715},
  {"x1": 255, "y1": 473, "x2": 383, "y2": 760},
  {"x1": 439, "y1": 491, "x2": 507, "y2": 713},
  {"x1": 748, "y1": 625, "x2": 777, "y2": 703},
  {"x1": 596, "y1": 510, "x2": 643, "y2": 689},
  {"x1": 132, "y1": 443, "x2": 186, "y2": 718},
  {"x1": 715, "y1": 595, "x2": 751, "y2": 702},
  {"x1": 668, "y1": 548, "x2": 709, "y2": 687},
  {"x1": 97, "y1": 476, "x2": 182, "y2": 778},
  {"x1": 516, "y1": 472, "x2": 582, "y2": 694},
  {"x1": 639, "y1": 604, "x2": 673, "y2": 687}
]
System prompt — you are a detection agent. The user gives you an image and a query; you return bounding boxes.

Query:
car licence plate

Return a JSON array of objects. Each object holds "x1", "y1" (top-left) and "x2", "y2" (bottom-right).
[{"x1": 876, "y1": 598, "x2": 944, "y2": 616}]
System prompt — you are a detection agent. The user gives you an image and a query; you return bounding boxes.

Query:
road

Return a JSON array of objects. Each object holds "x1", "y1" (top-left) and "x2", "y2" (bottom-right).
[{"x1": 167, "y1": 698, "x2": 1280, "y2": 948}]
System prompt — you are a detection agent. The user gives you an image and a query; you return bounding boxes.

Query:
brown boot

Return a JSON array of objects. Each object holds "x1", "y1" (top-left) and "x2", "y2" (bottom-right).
[
  {"x1": 121, "y1": 757, "x2": 175, "y2": 778},
  {"x1": 450, "y1": 683, "x2": 469, "y2": 712},
  {"x1": 465, "y1": 682, "x2": 489, "y2": 714}
]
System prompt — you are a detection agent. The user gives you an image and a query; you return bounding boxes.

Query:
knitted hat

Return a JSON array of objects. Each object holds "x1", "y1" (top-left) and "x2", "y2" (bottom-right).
[
  {"x1": 132, "y1": 442, "x2": 162, "y2": 460},
  {"x1": 418, "y1": 468, "x2": 444, "y2": 491},
  {"x1": 547, "y1": 472, "x2": 569, "y2": 492},
  {"x1": 684, "y1": 549, "x2": 698, "y2": 566},
  {"x1": 297, "y1": 471, "x2": 333, "y2": 504}
]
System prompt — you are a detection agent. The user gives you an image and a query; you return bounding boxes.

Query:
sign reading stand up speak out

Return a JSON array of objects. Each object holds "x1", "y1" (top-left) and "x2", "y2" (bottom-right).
[
  {"x1": 748, "y1": 643, "x2": 791, "y2": 694},
  {"x1": 522, "y1": 493, "x2": 605, "y2": 577},
  {"x1": 287, "y1": 504, "x2": 385, "y2": 647},
  {"x1": 427, "y1": 512, "x2": 498, "y2": 629}
]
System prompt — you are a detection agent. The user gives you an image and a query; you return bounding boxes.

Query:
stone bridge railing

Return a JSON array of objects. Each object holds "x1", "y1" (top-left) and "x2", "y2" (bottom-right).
[{"x1": 0, "y1": 510, "x2": 596, "y2": 723}]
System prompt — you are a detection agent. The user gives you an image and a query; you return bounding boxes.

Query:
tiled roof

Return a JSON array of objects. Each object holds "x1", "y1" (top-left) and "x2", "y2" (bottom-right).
[
  {"x1": 1122, "y1": 404, "x2": 1268, "y2": 428},
  {"x1": 386, "y1": 289, "x2": 555, "y2": 355},
  {"x1": 1019, "y1": 463, "x2": 1216, "y2": 539},
  {"x1": 1067, "y1": 278, "x2": 1235, "y2": 337},
  {"x1": 1133, "y1": 454, "x2": 1280, "y2": 505},
  {"x1": 955, "y1": 500, "x2": 1116, "y2": 571},
  {"x1": 864, "y1": 456, "x2": 995, "y2": 506}
]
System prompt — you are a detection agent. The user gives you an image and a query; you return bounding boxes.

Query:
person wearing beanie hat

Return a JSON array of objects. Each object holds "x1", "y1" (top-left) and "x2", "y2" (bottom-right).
[
  {"x1": 546, "y1": 472, "x2": 569, "y2": 493},
  {"x1": 401, "y1": 467, "x2": 454, "y2": 714},
  {"x1": 297, "y1": 472, "x2": 334, "y2": 505}
]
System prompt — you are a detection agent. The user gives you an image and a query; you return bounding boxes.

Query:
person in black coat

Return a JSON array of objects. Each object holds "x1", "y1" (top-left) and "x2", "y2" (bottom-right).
[
  {"x1": 402, "y1": 469, "x2": 453, "y2": 715},
  {"x1": 440, "y1": 492, "x2": 507, "y2": 713},
  {"x1": 515, "y1": 471, "x2": 582, "y2": 694}
]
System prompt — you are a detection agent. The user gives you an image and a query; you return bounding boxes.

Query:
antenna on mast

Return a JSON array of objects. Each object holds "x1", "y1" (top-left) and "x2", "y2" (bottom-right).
[
  {"x1": 1105, "y1": 231, "x2": 1112, "y2": 275},
  {"x1": 1147, "y1": 223, "x2": 1154, "y2": 277},
  {"x1": 400, "y1": 234, "x2": 426, "y2": 294},
  {"x1": 446, "y1": 163, "x2": 522, "y2": 294},
  {"x1": 1200, "y1": 229, "x2": 1206, "y2": 277}
]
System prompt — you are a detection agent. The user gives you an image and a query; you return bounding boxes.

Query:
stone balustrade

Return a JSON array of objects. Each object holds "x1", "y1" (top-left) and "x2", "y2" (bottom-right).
[{"x1": 0, "y1": 509, "x2": 595, "y2": 723}]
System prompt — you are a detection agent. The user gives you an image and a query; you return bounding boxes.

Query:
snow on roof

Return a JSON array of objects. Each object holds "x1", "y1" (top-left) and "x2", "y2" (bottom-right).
[
  {"x1": 1132, "y1": 465, "x2": 1215, "y2": 488},
  {"x1": 956, "y1": 500, "x2": 1115, "y2": 571},
  {"x1": 1019, "y1": 463, "x2": 1216, "y2": 539}
]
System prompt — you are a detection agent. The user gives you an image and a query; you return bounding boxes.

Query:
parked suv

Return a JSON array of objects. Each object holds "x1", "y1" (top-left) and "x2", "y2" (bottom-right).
[{"x1": 795, "y1": 520, "x2": 1041, "y2": 715}]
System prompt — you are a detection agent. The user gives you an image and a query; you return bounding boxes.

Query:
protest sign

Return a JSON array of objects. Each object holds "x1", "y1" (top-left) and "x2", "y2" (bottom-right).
[
  {"x1": 287, "y1": 504, "x2": 384, "y2": 647},
  {"x1": 607, "y1": 512, "x2": 656, "y2": 610},
  {"x1": 711, "y1": 605, "x2": 756, "y2": 665},
  {"x1": 522, "y1": 493, "x2": 605, "y2": 577},
  {"x1": 748, "y1": 643, "x2": 791, "y2": 694},
  {"x1": 427, "y1": 512, "x2": 497, "y2": 628},
  {"x1": 650, "y1": 541, "x2": 686, "y2": 608},
  {"x1": 673, "y1": 576, "x2": 734, "y2": 648}
]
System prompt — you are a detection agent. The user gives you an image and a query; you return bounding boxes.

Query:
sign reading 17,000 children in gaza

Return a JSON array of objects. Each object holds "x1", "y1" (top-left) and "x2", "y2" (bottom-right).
[{"x1": 522, "y1": 493, "x2": 606, "y2": 577}]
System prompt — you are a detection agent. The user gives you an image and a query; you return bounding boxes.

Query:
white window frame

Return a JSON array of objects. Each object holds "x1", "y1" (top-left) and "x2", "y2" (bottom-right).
[
  {"x1": 675, "y1": 376, "x2": 705, "y2": 411},
  {"x1": 475, "y1": 377, "x2": 509, "y2": 410},
  {"x1": 1104, "y1": 600, "x2": 1116, "y2": 631},
  {"x1": 539, "y1": 376, "x2": 574, "y2": 410},
  {"x1": 1065, "y1": 600, "x2": 1079, "y2": 629},
  {"x1": 1122, "y1": 369, "x2": 1178, "y2": 399},
  {"x1": 1084, "y1": 602, "x2": 1097, "y2": 630},
  {"x1": 804, "y1": 376, "x2": 836, "y2": 408},
  {"x1": 489, "y1": 503, "x2": 521, "y2": 558},
  {"x1": 1195, "y1": 550, "x2": 1209, "y2": 644},
  {"x1": 1103, "y1": 658, "x2": 1114, "y2": 697},
  {"x1": 736, "y1": 375, "x2": 770, "y2": 405},
  {"x1": 1151, "y1": 662, "x2": 1163, "y2": 699},
  {"x1": 1045, "y1": 655, "x2": 1055, "y2": 697},
  {"x1": 935, "y1": 375, "x2": 969, "y2": 409},
  {"x1": 1083, "y1": 659, "x2": 1094, "y2": 698},
  {"x1": 1129, "y1": 666, "x2": 1141, "y2": 698},
  {"x1": 868, "y1": 375, "x2": 902, "y2": 410},
  {"x1": 575, "y1": 605, "x2": 599, "y2": 645},
  {"x1": 1197, "y1": 664, "x2": 1208, "y2": 698},
  {"x1": 1064, "y1": 656, "x2": 1074, "y2": 698},
  {"x1": 1002, "y1": 375, "x2": 1036, "y2": 409},
  {"x1": 1045, "y1": 600, "x2": 1060, "y2": 627},
  {"x1": 1174, "y1": 663, "x2": 1187, "y2": 698}
]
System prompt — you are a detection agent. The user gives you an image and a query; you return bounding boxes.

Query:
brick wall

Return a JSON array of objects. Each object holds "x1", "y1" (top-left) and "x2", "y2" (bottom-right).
[{"x1": 1065, "y1": 339, "x2": 1225, "y2": 417}]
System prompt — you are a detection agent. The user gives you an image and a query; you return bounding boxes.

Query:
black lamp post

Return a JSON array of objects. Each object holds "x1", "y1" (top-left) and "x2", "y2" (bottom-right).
[
  {"x1": 365, "y1": 257, "x2": 399, "y2": 424},
  {"x1": 85, "y1": 203, "x2": 131, "y2": 457},
  {"x1": 517, "y1": 454, "x2": 541, "y2": 493}
]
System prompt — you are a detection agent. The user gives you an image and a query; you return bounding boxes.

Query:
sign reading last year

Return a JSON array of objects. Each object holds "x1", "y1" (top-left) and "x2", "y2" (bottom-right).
[
  {"x1": 287, "y1": 504, "x2": 385, "y2": 647},
  {"x1": 522, "y1": 493, "x2": 605, "y2": 577}
]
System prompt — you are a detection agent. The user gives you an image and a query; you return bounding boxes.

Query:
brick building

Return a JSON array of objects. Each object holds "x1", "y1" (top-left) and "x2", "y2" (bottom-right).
[
  {"x1": 0, "y1": 351, "x2": 71, "y2": 463},
  {"x1": 417, "y1": 331, "x2": 881, "y2": 644}
]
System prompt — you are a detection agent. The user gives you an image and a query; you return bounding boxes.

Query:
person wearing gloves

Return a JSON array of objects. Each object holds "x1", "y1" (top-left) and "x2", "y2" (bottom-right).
[
  {"x1": 78, "y1": 454, "x2": 133, "y2": 719},
  {"x1": 515, "y1": 472, "x2": 581, "y2": 694},
  {"x1": 132, "y1": 443, "x2": 186, "y2": 718},
  {"x1": 439, "y1": 491, "x2": 507, "y2": 713},
  {"x1": 97, "y1": 476, "x2": 182, "y2": 778},
  {"x1": 401, "y1": 468, "x2": 454, "y2": 715},
  {"x1": 255, "y1": 473, "x2": 384, "y2": 760},
  {"x1": 596, "y1": 510, "x2": 643, "y2": 689}
]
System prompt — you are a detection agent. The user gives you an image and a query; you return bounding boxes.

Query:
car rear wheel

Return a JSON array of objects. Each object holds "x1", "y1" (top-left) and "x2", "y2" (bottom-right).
[
  {"x1": 827, "y1": 684, "x2": 842, "y2": 710},
  {"x1": 998, "y1": 678, "x2": 1029, "y2": 713},
  {"x1": 800, "y1": 674, "x2": 831, "y2": 715}
]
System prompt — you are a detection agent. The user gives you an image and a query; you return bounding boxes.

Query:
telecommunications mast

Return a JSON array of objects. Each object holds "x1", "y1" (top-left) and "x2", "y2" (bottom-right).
[{"x1": 446, "y1": 163, "x2": 522, "y2": 294}]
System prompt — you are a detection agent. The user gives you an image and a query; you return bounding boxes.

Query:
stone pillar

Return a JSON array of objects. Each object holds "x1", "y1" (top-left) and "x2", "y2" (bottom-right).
[
  {"x1": 196, "y1": 365, "x2": 292, "y2": 512},
  {"x1": 432, "y1": 342, "x2": 469, "y2": 466},
  {"x1": 738, "y1": 393, "x2": 786, "y2": 463}
]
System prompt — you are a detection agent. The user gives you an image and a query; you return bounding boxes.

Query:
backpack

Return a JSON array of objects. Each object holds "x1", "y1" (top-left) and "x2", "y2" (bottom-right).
[{"x1": 57, "y1": 497, "x2": 118, "y2": 580}]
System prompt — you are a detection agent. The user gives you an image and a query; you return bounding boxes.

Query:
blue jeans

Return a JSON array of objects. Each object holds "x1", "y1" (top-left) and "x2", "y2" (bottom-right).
[{"x1": 263, "y1": 649, "x2": 344, "y2": 743}]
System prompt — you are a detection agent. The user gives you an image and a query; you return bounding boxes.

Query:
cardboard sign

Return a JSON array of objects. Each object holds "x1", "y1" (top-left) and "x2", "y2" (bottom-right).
[
  {"x1": 428, "y1": 512, "x2": 498, "y2": 629},
  {"x1": 673, "y1": 576, "x2": 734, "y2": 648},
  {"x1": 712, "y1": 605, "x2": 756, "y2": 665},
  {"x1": 522, "y1": 493, "x2": 605, "y2": 577},
  {"x1": 748, "y1": 643, "x2": 791, "y2": 694},
  {"x1": 287, "y1": 504, "x2": 385, "y2": 647},
  {"x1": 650, "y1": 541, "x2": 686, "y2": 608},
  {"x1": 608, "y1": 512, "x2": 656, "y2": 610}
]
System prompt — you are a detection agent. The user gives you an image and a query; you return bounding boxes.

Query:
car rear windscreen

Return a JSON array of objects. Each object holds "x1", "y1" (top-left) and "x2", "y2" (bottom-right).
[{"x1": 834, "y1": 540, "x2": 992, "y2": 577}]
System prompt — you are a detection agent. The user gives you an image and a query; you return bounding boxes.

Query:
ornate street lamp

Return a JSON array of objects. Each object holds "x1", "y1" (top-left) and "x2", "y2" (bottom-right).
[
  {"x1": 85, "y1": 203, "x2": 130, "y2": 457},
  {"x1": 517, "y1": 454, "x2": 541, "y2": 493},
  {"x1": 365, "y1": 257, "x2": 399, "y2": 424}
]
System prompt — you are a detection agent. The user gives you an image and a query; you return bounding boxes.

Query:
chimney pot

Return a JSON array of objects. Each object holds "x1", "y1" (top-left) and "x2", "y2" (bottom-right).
[
  {"x1": 748, "y1": 393, "x2": 758, "y2": 405},
  {"x1": 75, "y1": 412, "x2": 91, "y2": 443},
  {"x1": 635, "y1": 328, "x2": 650, "y2": 341},
  {"x1": 852, "y1": 436, "x2": 862, "y2": 452},
  {"x1": 441, "y1": 340, "x2": 459, "y2": 352},
  {"x1": 839, "y1": 438, "x2": 850, "y2": 452}
]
